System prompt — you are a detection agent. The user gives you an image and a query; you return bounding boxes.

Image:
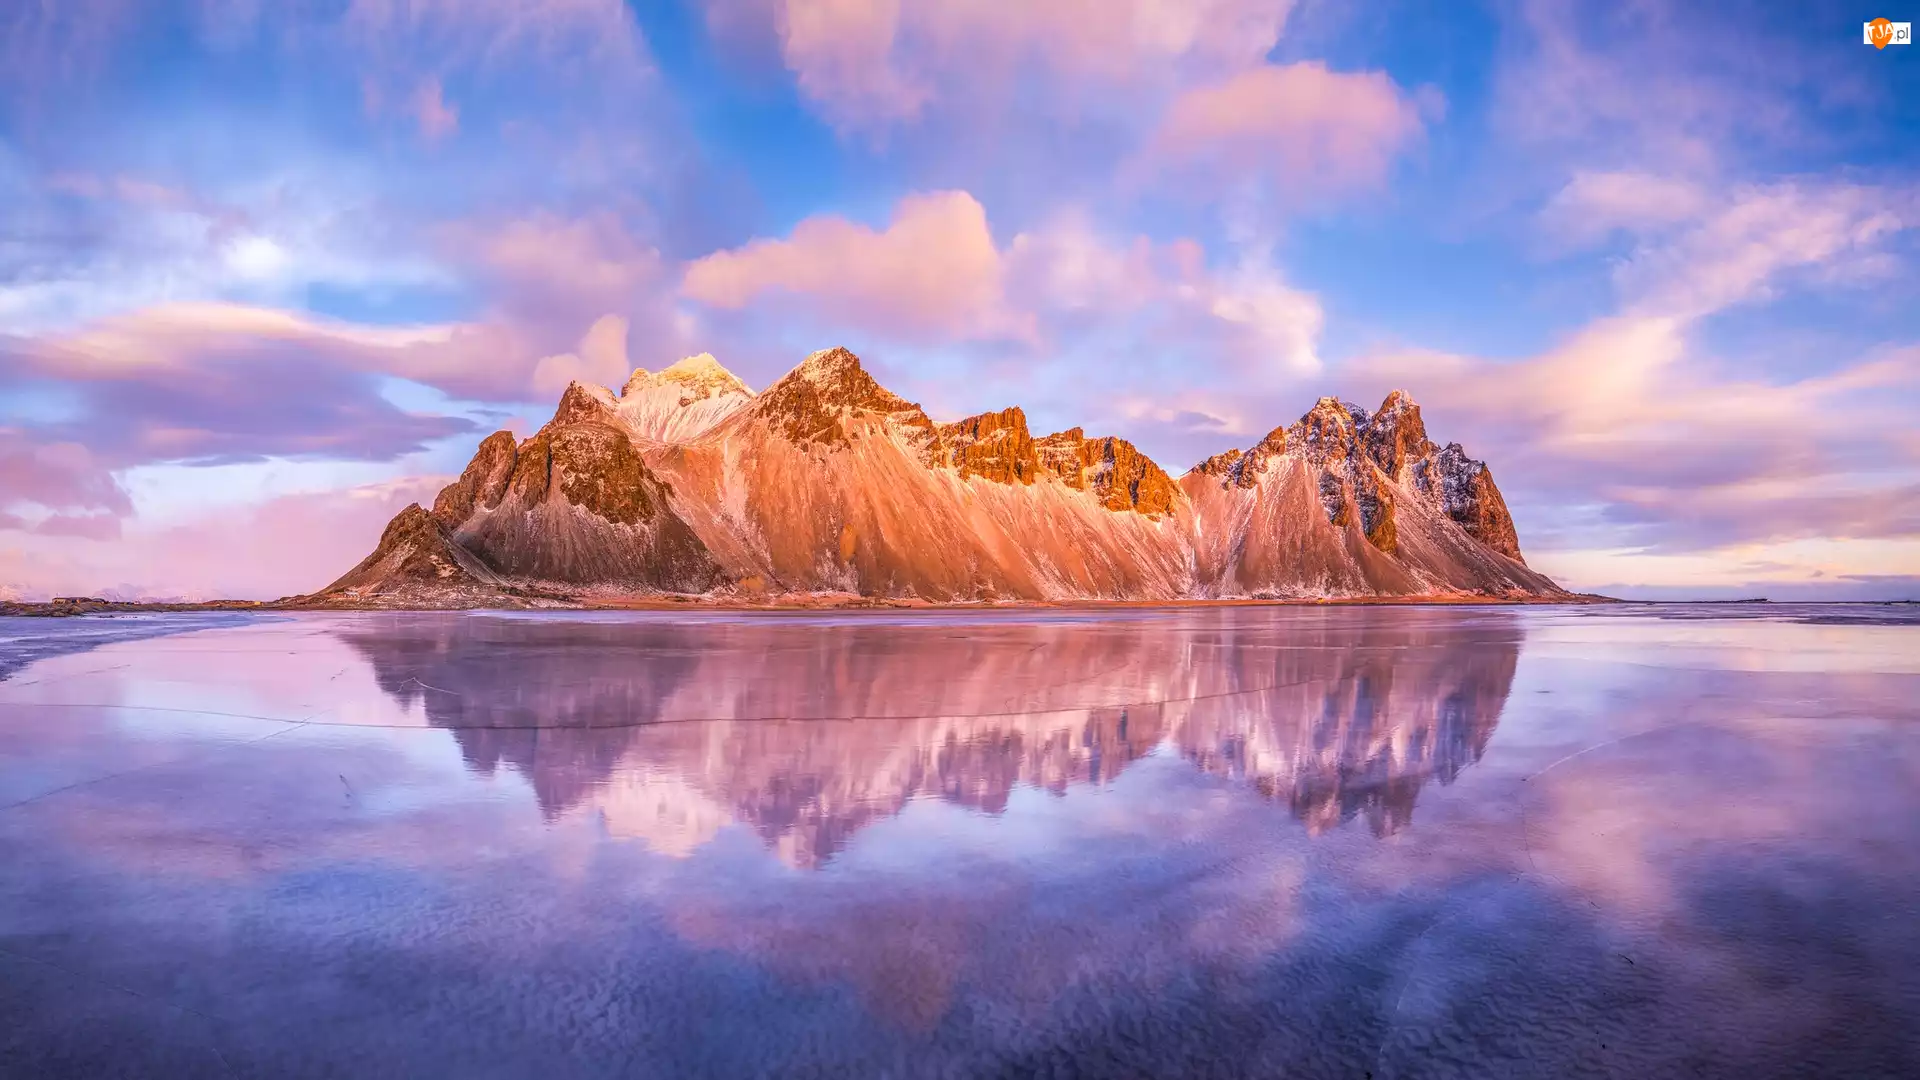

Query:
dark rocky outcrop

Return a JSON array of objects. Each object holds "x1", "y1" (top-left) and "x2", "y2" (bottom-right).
[{"x1": 321, "y1": 503, "x2": 502, "y2": 598}]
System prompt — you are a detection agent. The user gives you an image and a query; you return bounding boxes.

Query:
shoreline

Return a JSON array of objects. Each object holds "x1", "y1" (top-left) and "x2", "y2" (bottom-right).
[{"x1": 10, "y1": 592, "x2": 1618, "y2": 617}]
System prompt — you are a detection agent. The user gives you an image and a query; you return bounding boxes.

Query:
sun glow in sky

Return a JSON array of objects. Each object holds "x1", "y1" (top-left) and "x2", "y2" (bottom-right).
[{"x1": 2, "y1": 1, "x2": 1917, "y2": 601}]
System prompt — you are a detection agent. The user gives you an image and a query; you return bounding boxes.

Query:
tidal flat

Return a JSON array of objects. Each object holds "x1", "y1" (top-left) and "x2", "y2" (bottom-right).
[{"x1": 1, "y1": 606, "x2": 1916, "y2": 1078}]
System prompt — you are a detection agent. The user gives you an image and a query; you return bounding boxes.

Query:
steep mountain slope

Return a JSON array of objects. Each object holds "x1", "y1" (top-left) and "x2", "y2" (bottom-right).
[
  {"x1": 1181, "y1": 391, "x2": 1557, "y2": 598},
  {"x1": 316, "y1": 348, "x2": 1564, "y2": 604}
]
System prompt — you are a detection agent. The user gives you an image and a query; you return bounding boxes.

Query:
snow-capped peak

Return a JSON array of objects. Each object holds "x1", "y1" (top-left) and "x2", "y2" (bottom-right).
[{"x1": 622, "y1": 353, "x2": 753, "y2": 402}]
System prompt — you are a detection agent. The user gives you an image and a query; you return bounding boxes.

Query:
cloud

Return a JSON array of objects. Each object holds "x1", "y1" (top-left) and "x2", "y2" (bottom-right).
[
  {"x1": 0, "y1": 429, "x2": 134, "y2": 540},
  {"x1": 2, "y1": 304, "x2": 484, "y2": 467},
  {"x1": 682, "y1": 192, "x2": 1323, "y2": 383},
  {"x1": 2, "y1": 163, "x2": 457, "y2": 337},
  {"x1": 342, "y1": 0, "x2": 651, "y2": 77},
  {"x1": 1331, "y1": 167, "x2": 1918, "y2": 561},
  {"x1": 683, "y1": 191, "x2": 1019, "y2": 342},
  {"x1": 411, "y1": 77, "x2": 460, "y2": 141},
  {"x1": 713, "y1": 0, "x2": 1296, "y2": 132},
  {"x1": 5, "y1": 0, "x2": 654, "y2": 107},
  {"x1": 1138, "y1": 62, "x2": 1425, "y2": 198},
  {"x1": 1541, "y1": 171, "x2": 1712, "y2": 246},
  {"x1": 1352, "y1": 318, "x2": 1920, "y2": 555},
  {"x1": 1609, "y1": 181, "x2": 1910, "y2": 320},
  {"x1": 0, "y1": 0, "x2": 142, "y2": 101},
  {"x1": 0, "y1": 475, "x2": 450, "y2": 601},
  {"x1": 531, "y1": 315, "x2": 633, "y2": 398},
  {"x1": 468, "y1": 214, "x2": 678, "y2": 333}
]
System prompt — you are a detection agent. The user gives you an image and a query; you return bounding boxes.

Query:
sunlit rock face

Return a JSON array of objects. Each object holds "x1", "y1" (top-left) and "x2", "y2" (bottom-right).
[
  {"x1": 319, "y1": 348, "x2": 1559, "y2": 603},
  {"x1": 334, "y1": 610, "x2": 1521, "y2": 865}
]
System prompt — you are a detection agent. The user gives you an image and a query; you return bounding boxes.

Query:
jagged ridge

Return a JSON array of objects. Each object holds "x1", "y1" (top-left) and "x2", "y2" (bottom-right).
[{"x1": 316, "y1": 347, "x2": 1562, "y2": 603}]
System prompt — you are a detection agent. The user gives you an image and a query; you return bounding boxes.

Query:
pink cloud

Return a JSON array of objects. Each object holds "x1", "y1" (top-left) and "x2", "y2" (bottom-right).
[
  {"x1": 682, "y1": 191, "x2": 1019, "y2": 341},
  {"x1": 7, "y1": 0, "x2": 654, "y2": 108},
  {"x1": 44, "y1": 172, "x2": 195, "y2": 209},
  {"x1": 0, "y1": 430, "x2": 133, "y2": 539},
  {"x1": 1349, "y1": 322, "x2": 1920, "y2": 553},
  {"x1": 1610, "y1": 181, "x2": 1911, "y2": 320},
  {"x1": 4, "y1": 304, "x2": 485, "y2": 464},
  {"x1": 0, "y1": 475, "x2": 450, "y2": 602},
  {"x1": 715, "y1": 0, "x2": 1295, "y2": 132},
  {"x1": 343, "y1": 0, "x2": 652, "y2": 75},
  {"x1": 411, "y1": 77, "x2": 459, "y2": 141},
  {"x1": 0, "y1": 0, "x2": 142, "y2": 99},
  {"x1": 29, "y1": 511, "x2": 125, "y2": 541},
  {"x1": 1138, "y1": 62, "x2": 1424, "y2": 197},
  {"x1": 1490, "y1": 0, "x2": 1855, "y2": 178},
  {"x1": 679, "y1": 191, "x2": 1324, "y2": 382},
  {"x1": 467, "y1": 214, "x2": 671, "y2": 322},
  {"x1": 530, "y1": 314, "x2": 634, "y2": 398},
  {"x1": 1541, "y1": 171, "x2": 1712, "y2": 246},
  {"x1": 14, "y1": 294, "x2": 658, "y2": 414}
]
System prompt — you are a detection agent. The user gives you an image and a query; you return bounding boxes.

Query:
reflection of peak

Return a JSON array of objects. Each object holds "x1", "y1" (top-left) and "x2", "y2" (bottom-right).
[
  {"x1": 335, "y1": 612, "x2": 1523, "y2": 866},
  {"x1": 1177, "y1": 641, "x2": 1516, "y2": 837}
]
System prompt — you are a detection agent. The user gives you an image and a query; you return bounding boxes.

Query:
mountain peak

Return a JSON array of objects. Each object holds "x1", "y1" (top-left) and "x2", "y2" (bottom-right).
[
  {"x1": 552, "y1": 380, "x2": 620, "y2": 426},
  {"x1": 625, "y1": 353, "x2": 753, "y2": 401},
  {"x1": 754, "y1": 347, "x2": 927, "y2": 445},
  {"x1": 796, "y1": 346, "x2": 864, "y2": 379},
  {"x1": 1362, "y1": 389, "x2": 1431, "y2": 477},
  {"x1": 1377, "y1": 389, "x2": 1419, "y2": 413}
]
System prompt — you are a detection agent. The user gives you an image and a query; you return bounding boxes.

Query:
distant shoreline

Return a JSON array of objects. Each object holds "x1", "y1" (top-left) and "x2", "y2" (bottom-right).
[
  {"x1": 10, "y1": 595, "x2": 1920, "y2": 620},
  {"x1": 6, "y1": 592, "x2": 1620, "y2": 617}
]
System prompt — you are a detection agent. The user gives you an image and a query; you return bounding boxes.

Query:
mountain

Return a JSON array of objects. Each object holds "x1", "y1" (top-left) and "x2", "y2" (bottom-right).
[{"x1": 317, "y1": 347, "x2": 1562, "y2": 604}]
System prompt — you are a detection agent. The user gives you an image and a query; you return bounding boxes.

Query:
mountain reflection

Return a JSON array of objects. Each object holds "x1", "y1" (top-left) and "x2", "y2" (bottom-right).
[{"x1": 336, "y1": 611, "x2": 1520, "y2": 865}]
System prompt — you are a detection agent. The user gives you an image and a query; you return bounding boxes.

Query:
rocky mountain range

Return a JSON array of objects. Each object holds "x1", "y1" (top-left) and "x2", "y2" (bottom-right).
[{"x1": 319, "y1": 348, "x2": 1562, "y2": 604}]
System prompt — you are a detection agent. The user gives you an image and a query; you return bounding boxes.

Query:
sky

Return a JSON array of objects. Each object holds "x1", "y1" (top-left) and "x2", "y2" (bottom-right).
[{"x1": 1, "y1": 0, "x2": 1918, "y2": 602}]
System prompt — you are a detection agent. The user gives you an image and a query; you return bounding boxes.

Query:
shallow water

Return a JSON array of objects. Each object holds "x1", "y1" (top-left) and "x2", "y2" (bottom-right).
[{"x1": 1, "y1": 606, "x2": 1916, "y2": 1078}]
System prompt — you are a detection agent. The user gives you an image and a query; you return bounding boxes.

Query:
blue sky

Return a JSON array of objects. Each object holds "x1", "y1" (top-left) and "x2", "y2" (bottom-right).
[{"x1": 2, "y1": 0, "x2": 1918, "y2": 600}]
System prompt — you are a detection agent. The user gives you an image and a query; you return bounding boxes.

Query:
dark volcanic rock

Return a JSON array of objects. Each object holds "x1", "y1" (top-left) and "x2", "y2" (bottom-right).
[
  {"x1": 322, "y1": 504, "x2": 500, "y2": 597},
  {"x1": 1436, "y1": 443, "x2": 1524, "y2": 562},
  {"x1": 431, "y1": 430, "x2": 518, "y2": 526}
]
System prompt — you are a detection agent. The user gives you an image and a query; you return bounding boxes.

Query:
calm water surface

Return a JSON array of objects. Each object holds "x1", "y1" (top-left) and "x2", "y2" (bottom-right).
[{"x1": 1, "y1": 606, "x2": 1917, "y2": 1078}]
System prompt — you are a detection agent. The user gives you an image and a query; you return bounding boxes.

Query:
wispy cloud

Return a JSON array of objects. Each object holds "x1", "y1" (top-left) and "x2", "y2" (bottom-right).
[{"x1": 717, "y1": 0, "x2": 1295, "y2": 133}]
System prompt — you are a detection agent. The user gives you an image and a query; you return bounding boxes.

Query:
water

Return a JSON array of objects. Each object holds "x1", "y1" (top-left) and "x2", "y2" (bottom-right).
[{"x1": 1, "y1": 606, "x2": 1916, "y2": 1078}]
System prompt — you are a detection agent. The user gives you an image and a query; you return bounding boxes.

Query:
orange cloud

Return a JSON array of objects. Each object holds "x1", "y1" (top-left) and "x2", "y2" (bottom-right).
[{"x1": 1139, "y1": 62, "x2": 1424, "y2": 197}]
